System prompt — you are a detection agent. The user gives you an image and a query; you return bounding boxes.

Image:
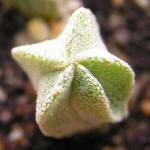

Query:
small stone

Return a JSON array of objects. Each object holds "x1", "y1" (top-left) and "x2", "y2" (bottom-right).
[
  {"x1": 140, "y1": 99, "x2": 150, "y2": 116},
  {"x1": 0, "y1": 110, "x2": 12, "y2": 124},
  {"x1": 112, "y1": 134, "x2": 123, "y2": 145},
  {"x1": 4, "y1": 67, "x2": 23, "y2": 87},
  {"x1": 8, "y1": 124, "x2": 24, "y2": 143},
  {"x1": 125, "y1": 122, "x2": 149, "y2": 146},
  {"x1": 27, "y1": 18, "x2": 51, "y2": 42},
  {"x1": 115, "y1": 146, "x2": 126, "y2": 150},
  {"x1": 109, "y1": 13, "x2": 125, "y2": 29},
  {"x1": 16, "y1": 95, "x2": 28, "y2": 105},
  {"x1": 134, "y1": 0, "x2": 150, "y2": 9},
  {"x1": 0, "y1": 87, "x2": 7, "y2": 102},
  {"x1": 25, "y1": 122, "x2": 35, "y2": 136},
  {"x1": 102, "y1": 146, "x2": 114, "y2": 150},
  {"x1": 26, "y1": 122, "x2": 35, "y2": 132},
  {"x1": 111, "y1": 0, "x2": 125, "y2": 7},
  {"x1": 15, "y1": 103, "x2": 34, "y2": 117},
  {"x1": 0, "y1": 140, "x2": 5, "y2": 150},
  {"x1": 113, "y1": 28, "x2": 130, "y2": 45}
]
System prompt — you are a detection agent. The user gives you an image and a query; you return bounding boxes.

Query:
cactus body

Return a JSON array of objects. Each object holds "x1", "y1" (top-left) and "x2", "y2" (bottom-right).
[{"x1": 12, "y1": 8, "x2": 135, "y2": 138}]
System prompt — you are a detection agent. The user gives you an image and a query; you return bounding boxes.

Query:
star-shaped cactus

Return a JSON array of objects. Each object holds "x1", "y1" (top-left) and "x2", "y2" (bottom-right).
[{"x1": 12, "y1": 7, "x2": 135, "y2": 138}]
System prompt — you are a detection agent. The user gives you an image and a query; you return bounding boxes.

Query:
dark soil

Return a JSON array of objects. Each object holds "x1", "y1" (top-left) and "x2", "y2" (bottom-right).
[{"x1": 0, "y1": 0, "x2": 150, "y2": 150}]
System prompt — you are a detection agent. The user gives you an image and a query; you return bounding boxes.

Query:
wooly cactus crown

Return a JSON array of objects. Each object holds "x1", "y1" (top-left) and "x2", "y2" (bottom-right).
[{"x1": 12, "y1": 7, "x2": 135, "y2": 138}]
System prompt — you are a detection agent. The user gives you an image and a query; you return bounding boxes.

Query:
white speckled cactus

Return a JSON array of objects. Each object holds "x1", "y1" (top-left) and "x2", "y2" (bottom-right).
[{"x1": 12, "y1": 8, "x2": 135, "y2": 138}]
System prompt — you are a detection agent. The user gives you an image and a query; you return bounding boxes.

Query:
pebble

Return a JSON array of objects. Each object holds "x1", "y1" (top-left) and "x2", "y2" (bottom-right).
[
  {"x1": 112, "y1": 134, "x2": 123, "y2": 145},
  {"x1": 102, "y1": 146, "x2": 114, "y2": 150},
  {"x1": 134, "y1": 0, "x2": 150, "y2": 9},
  {"x1": 0, "y1": 140, "x2": 5, "y2": 150},
  {"x1": 16, "y1": 95, "x2": 28, "y2": 105},
  {"x1": 115, "y1": 147, "x2": 126, "y2": 150},
  {"x1": 8, "y1": 124, "x2": 24, "y2": 143},
  {"x1": 125, "y1": 122, "x2": 149, "y2": 146},
  {"x1": 0, "y1": 110, "x2": 12, "y2": 124},
  {"x1": 4, "y1": 67, "x2": 23, "y2": 87},
  {"x1": 15, "y1": 18, "x2": 52, "y2": 45},
  {"x1": 26, "y1": 122, "x2": 35, "y2": 132},
  {"x1": 113, "y1": 28, "x2": 130, "y2": 44},
  {"x1": 0, "y1": 87, "x2": 7, "y2": 102},
  {"x1": 111, "y1": 0, "x2": 125, "y2": 7},
  {"x1": 140, "y1": 99, "x2": 150, "y2": 116},
  {"x1": 109, "y1": 13, "x2": 125, "y2": 29},
  {"x1": 27, "y1": 18, "x2": 51, "y2": 42},
  {"x1": 102, "y1": 146, "x2": 126, "y2": 150}
]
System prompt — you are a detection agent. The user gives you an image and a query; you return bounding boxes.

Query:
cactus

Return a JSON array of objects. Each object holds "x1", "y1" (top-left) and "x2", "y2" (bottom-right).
[
  {"x1": 11, "y1": 7, "x2": 135, "y2": 138},
  {"x1": 1, "y1": 0, "x2": 64, "y2": 20}
]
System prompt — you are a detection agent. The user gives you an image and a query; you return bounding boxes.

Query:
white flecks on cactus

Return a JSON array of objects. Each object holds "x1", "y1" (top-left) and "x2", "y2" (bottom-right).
[{"x1": 12, "y1": 7, "x2": 135, "y2": 138}]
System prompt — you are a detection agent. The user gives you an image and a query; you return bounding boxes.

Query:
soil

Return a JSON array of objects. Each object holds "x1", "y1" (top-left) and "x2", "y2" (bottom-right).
[{"x1": 0, "y1": 0, "x2": 150, "y2": 150}]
